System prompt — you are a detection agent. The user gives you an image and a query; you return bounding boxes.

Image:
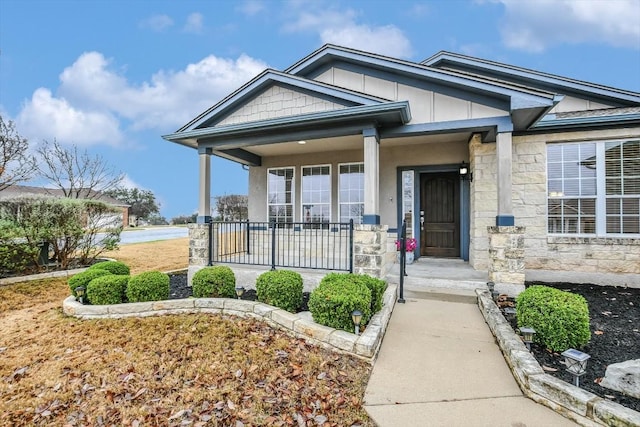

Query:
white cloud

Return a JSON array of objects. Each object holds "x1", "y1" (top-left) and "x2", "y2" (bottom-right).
[
  {"x1": 14, "y1": 51, "x2": 268, "y2": 146},
  {"x1": 120, "y1": 174, "x2": 146, "y2": 190},
  {"x1": 140, "y1": 14, "x2": 174, "y2": 32},
  {"x1": 184, "y1": 12, "x2": 204, "y2": 34},
  {"x1": 238, "y1": 0, "x2": 266, "y2": 16},
  {"x1": 489, "y1": 0, "x2": 640, "y2": 52},
  {"x1": 283, "y1": 7, "x2": 413, "y2": 58},
  {"x1": 16, "y1": 88, "x2": 123, "y2": 146}
]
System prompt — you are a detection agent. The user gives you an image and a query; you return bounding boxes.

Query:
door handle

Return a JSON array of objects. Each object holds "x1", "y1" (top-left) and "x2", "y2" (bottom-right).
[{"x1": 420, "y1": 216, "x2": 424, "y2": 231}]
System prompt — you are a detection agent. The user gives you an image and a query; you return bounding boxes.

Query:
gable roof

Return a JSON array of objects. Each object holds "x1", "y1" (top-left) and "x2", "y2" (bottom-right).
[
  {"x1": 176, "y1": 68, "x2": 395, "y2": 133},
  {"x1": 422, "y1": 51, "x2": 640, "y2": 107}
]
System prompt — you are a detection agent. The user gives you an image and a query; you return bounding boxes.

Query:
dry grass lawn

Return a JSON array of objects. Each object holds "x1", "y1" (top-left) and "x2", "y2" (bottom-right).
[{"x1": 0, "y1": 239, "x2": 373, "y2": 426}]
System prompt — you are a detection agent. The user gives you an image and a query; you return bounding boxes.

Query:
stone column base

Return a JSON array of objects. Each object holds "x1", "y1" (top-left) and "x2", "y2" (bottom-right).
[
  {"x1": 353, "y1": 224, "x2": 389, "y2": 278},
  {"x1": 188, "y1": 223, "x2": 211, "y2": 285},
  {"x1": 488, "y1": 226, "x2": 525, "y2": 296}
]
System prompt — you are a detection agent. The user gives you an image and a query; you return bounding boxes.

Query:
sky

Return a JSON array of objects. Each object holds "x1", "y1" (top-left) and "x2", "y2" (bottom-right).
[{"x1": 1, "y1": 0, "x2": 639, "y2": 220}]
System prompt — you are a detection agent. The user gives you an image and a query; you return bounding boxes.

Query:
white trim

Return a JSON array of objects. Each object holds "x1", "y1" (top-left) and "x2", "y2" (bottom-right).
[
  {"x1": 338, "y1": 162, "x2": 365, "y2": 224},
  {"x1": 301, "y1": 164, "x2": 332, "y2": 223},
  {"x1": 267, "y1": 166, "x2": 296, "y2": 223},
  {"x1": 547, "y1": 138, "x2": 640, "y2": 238}
]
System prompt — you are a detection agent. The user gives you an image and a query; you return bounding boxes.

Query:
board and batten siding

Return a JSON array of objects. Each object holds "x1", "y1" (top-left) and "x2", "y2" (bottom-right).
[{"x1": 314, "y1": 67, "x2": 507, "y2": 124}]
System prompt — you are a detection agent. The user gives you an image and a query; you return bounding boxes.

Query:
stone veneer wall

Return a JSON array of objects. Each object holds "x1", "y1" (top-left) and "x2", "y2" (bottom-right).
[
  {"x1": 188, "y1": 223, "x2": 211, "y2": 284},
  {"x1": 353, "y1": 224, "x2": 390, "y2": 278},
  {"x1": 470, "y1": 128, "x2": 640, "y2": 276}
]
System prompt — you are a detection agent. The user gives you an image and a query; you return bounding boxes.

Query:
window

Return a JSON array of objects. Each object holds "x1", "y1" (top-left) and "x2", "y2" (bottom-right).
[
  {"x1": 302, "y1": 165, "x2": 331, "y2": 225},
  {"x1": 339, "y1": 163, "x2": 364, "y2": 223},
  {"x1": 547, "y1": 139, "x2": 640, "y2": 236},
  {"x1": 402, "y1": 170, "x2": 414, "y2": 238},
  {"x1": 267, "y1": 167, "x2": 294, "y2": 225}
]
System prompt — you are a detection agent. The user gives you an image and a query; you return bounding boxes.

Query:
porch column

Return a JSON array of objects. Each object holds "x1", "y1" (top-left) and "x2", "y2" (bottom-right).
[
  {"x1": 496, "y1": 131, "x2": 514, "y2": 226},
  {"x1": 197, "y1": 147, "x2": 212, "y2": 223},
  {"x1": 363, "y1": 128, "x2": 380, "y2": 225}
]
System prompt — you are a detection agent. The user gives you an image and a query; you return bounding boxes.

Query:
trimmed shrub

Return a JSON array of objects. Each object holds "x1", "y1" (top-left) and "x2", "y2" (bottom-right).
[
  {"x1": 256, "y1": 270, "x2": 303, "y2": 313},
  {"x1": 126, "y1": 271, "x2": 169, "y2": 302},
  {"x1": 68, "y1": 269, "x2": 112, "y2": 297},
  {"x1": 192, "y1": 266, "x2": 236, "y2": 298},
  {"x1": 86, "y1": 275, "x2": 129, "y2": 305},
  {"x1": 87, "y1": 260, "x2": 130, "y2": 276},
  {"x1": 516, "y1": 285, "x2": 590, "y2": 352},
  {"x1": 308, "y1": 273, "x2": 372, "y2": 333},
  {"x1": 350, "y1": 274, "x2": 387, "y2": 313}
]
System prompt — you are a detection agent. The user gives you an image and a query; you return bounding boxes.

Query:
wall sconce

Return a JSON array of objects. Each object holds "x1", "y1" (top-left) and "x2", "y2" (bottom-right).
[{"x1": 459, "y1": 161, "x2": 472, "y2": 182}]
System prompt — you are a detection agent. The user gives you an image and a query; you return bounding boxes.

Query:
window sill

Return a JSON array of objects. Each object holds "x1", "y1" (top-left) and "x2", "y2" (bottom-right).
[{"x1": 547, "y1": 236, "x2": 640, "y2": 245}]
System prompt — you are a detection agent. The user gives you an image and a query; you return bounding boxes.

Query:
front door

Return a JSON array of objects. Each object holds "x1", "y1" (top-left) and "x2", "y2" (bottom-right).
[{"x1": 420, "y1": 172, "x2": 460, "y2": 257}]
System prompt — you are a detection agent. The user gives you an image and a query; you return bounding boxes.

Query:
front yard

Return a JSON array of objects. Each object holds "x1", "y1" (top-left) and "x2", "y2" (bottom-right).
[{"x1": 0, "y1": 239, "x2": 373, "y2": 426}]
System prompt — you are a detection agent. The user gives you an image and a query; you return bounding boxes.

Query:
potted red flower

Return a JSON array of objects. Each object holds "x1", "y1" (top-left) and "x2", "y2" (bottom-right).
[{"x1": 395, "y1": 237, "x2": 417, "y2": 264}]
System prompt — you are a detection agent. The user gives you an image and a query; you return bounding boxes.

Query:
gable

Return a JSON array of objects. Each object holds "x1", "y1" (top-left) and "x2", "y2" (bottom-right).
[
  {"x1": 313, "y1": 66, "x2": 508, "y2": 125},
  {"x1": 548, "y1": 95, "x2": 614, "y2": 114},
  {"x1": 216, "y1": 84, "x2": 349, "y2": 127}
]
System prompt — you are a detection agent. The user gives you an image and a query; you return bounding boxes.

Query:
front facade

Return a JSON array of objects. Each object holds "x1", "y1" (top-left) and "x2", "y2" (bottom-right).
[{"x1": 164, "y1": 45, "x2": 640, "y2": 288}]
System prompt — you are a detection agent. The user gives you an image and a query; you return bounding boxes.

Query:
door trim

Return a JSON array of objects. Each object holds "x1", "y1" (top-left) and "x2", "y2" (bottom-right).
[{"x1": 396, "y1": 164, "x2": 470, "y2": 261}]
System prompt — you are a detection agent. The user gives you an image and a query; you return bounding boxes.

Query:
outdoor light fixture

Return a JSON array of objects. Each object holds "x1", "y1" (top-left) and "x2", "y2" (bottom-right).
[
  {"x1": 487, "y1": 281, "x2": 495, "y2": 293},
  {"x1": 75, "y1": 286, "x2": 86, "y2": 304},
  {"x1": 503, "y1": 307, "x2": 517, "y2": 323},
  {"x1": 235, "y1": 286, "x2": 245, "y2": 299},
  {"x1": 519, "y1": 327, "x2": 536, "y2": 351},
  {"x1": 561, "y1": 348, "x2": 591, "y2": 387},
  {"x1": 351, "y1": 310, "x2": 363, "y2": 336},
  {"x1": 459, "y1": 161, "x2": 473, "y2": 182},
  {"x1": 492, "y1": 290, "x2": 501, "y2": 302}
]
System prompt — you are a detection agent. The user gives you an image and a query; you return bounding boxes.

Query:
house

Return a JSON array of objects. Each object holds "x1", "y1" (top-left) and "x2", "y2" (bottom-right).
[
  {"x1": 0, "y1": 184, "x2": 130, "y2": 228},
  {"x1": 163, "y1": 44, "x2": 640, "y2": 292}
]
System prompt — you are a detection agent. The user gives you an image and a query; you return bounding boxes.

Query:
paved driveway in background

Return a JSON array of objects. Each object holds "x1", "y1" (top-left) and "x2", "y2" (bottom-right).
[{"x1": 118, "y1": 227, "x2": 188, "y2": 244}]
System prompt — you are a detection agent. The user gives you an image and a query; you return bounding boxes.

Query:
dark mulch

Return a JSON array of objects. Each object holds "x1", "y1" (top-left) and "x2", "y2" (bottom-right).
[
  {"x1": 168, "y1": 273, "x2": 311, "y2": 312},
  {"x1": 501, "y1": 282, "x2": 640, "y2": 412}
]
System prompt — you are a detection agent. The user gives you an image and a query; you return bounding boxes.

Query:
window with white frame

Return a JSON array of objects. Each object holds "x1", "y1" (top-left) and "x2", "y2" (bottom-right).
[
  {"x1": 267, "y1": 167, "x2": 294, "y2": 225},
  {"x1": 339, "y1": 163, "x2": 364, "y2": 223},
  {"x1": 547, "y1": 139, "x2": 640, "y2": 236},
  {"x1": 302, "y1": 165, "x2": 331, "y2": 225}
]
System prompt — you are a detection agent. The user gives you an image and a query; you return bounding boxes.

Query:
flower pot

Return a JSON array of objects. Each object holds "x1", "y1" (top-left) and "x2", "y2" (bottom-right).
[{"x1": 397, "y1": 251, "x2": 414, "y2": 265}]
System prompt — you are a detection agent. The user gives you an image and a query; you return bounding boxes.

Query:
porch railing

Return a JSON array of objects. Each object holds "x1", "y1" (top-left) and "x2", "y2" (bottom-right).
[{"x1": 210, "y1": 220, "x2": 354, "y2": 272}]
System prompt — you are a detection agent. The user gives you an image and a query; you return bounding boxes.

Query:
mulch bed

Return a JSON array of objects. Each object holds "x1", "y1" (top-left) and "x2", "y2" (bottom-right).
[
  {"x1": 168, "y1": 273, "x2": 311, "y2": 312},
  {"x1": 501, "y1": 282, "x2": 640, "y2": 412}
]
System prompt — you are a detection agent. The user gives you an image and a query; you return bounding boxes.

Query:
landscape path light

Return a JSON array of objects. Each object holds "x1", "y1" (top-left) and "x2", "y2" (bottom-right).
[
  {"x1": 75, "y1": 286, "x2": 86, "y2": 304},
  {"x1": 519, "y1": 327, "x2": 536, "y2": 351},
  {"x1": 503, "y1": 307, "x2": 516, "y2": 323},
  {"x1": 351, "y1": 310, "x2": 363, "y2": 336},
  {"x1": 561, "y1": 348, "x2": 590, "y2": 387},
  {"x1": 235, "y1": 286, "x2": 245, "y2": 299}
]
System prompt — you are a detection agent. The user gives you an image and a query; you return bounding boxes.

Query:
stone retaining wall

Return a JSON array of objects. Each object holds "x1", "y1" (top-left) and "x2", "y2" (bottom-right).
[
  {"x1": 63, "y1": 284, "x2": 398, "y2": 361},
  {"x1": 476, "y1": 288, "x2": 640, "y2": 427}
]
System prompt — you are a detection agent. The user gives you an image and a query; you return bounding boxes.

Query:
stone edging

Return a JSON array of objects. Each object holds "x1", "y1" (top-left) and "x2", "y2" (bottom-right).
[
  {"x1": 63, "y1": 284, "x2": 398, "y2": 361},
  {"x1": 0, "y1": 258, "x2": 119, "y2": 287},
  {"x1": 476, "y1": 288, "x2": 640, "y2": 427}
]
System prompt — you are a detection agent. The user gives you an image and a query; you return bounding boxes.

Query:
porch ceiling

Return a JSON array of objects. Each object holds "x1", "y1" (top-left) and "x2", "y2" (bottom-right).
[{"x1": 237, "y1": 131, "x2": 470, "y2": 158}]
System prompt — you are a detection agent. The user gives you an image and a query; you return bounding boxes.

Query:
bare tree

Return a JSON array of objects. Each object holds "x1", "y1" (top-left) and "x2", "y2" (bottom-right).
[
  {"x1": 0, "y1": 116, "x2": 34, "y2": 191},
  {"x1": 214, "y1": 194, "x2": 248, "y2": 221},
  {"x1": 35, "y1": 139, "x2": 123, "y2": 199}
]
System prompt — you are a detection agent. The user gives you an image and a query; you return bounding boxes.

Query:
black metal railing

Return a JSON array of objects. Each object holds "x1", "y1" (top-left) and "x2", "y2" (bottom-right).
[
  {"x1": 210, "y1": 220, "x2": 353, "y2": 272},
  {"x1": 398, "y1": 219, "x2": 407, "y2": 303}
]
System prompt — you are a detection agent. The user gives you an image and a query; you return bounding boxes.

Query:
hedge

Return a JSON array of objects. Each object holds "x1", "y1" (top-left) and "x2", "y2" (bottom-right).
[
  {"x1": 87, "y1": 260, "x2": 130, "y2": 276},
  {"x1": 86, "y1": 275, "x2": 129, "y2": 305},
  {"x1": 516, "y1": 285, "x2": 590, "y2": 352},
  {"x1": 126, "y1": 271, "x2": 170, "y2": 302},
  {"x1": 192, "y1": 266, "x2": 236, "y2": 298},
  {"x1": 256, "y1": 270, "x2": 303, "y2": 313},
  {"x1": 68, "y1": 269, "x2": 112, "y2": 297}
]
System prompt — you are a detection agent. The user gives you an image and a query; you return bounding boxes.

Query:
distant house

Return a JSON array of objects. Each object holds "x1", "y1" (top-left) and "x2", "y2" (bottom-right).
[
  {"x1": 163, "y1": 44, "x2": 640, "y2": 290},
  {"x1": 0, "y1": 185, "x2": 130, "y2": 228}
]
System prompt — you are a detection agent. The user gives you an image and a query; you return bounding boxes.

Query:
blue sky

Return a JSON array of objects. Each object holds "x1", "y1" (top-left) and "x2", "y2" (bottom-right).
[{"x1": 1, "y1": 0, "x2": 639, "y2": 219}]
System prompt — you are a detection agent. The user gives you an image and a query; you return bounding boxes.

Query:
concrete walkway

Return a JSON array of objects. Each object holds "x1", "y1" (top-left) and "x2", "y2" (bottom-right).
[{"x1": 363, "y1": 295, "x2": 576, "y2": 426}]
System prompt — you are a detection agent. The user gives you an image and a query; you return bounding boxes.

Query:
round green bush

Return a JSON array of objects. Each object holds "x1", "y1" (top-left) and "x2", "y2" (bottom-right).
[
  {"x1": 68, "y1": 269, "x2": 112, "y2": 297},
  {"x1": 349, "y1": 274, "x2": 387, "y2": 313},
  {"x1": 192, "y1": 266, "x2": 236, "y2": 298},
  {"x1": 308, "y1": 273, "x2": 372, "y2": 333},
  {"x1": 86, "y1": 275, "x2": 129, "y2": 305},
  {"x1": 516, "y1": 285, "x2": 590, "y2": 352},
  {"x1": 126, "y1": 271, "x2": 169, "y2": 302},
  {"x1": 87, "y1": 260, "x2": 130, "y2": 275},
  {"x1": 256, "y1": 270, "x2": 303, "y2": 313}
]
